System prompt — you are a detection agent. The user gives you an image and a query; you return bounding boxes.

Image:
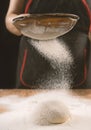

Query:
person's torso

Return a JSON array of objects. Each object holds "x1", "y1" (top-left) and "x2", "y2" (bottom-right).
[{"x1": 18, "y1": 0, "x2": 91, "y2": 89}]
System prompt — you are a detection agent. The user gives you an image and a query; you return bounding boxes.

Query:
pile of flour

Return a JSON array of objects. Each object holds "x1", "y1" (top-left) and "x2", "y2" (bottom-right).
[{"x1": 0, "y1": 90, "x2": 91, "y2": 130}]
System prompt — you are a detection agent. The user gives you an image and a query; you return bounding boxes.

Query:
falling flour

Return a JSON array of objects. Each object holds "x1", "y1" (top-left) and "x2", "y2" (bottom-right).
[
  {"x1": 0, "y1": 90, "x2": 91, "y2": 130},
  {"x1": 30, "y1": 39, "x2": 73, "y2": 64},
  {"x1": 28, "y1": 38, "x2": 74, "y2": 89}
]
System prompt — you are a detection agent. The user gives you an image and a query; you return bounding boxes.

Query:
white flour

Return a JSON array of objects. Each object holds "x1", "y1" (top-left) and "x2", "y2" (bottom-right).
[
  {"x1": 28, "y1": 38, "x2": 74, "y2": 89},
  {"x1": 21, "y1": 21, "x2": 72, "y2": 40},
  {"x1": 30, "y1": 39, "x2": 73, "y2": 64},
  {"x1": 0, "y1": 90, "x2": 91, "y2": 130}
]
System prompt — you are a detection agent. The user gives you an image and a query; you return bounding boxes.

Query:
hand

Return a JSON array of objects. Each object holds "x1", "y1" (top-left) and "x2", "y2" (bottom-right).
[
  {"x1": 12, "y1": 13, "x2": 31, "y2": 30},
  {"x1": 5, "y1": 13, "x2": 30, "y2": 36}
]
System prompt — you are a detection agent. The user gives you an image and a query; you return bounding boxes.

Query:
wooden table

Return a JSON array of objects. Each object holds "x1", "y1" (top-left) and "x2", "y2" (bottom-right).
[{"x1": 0, "y1": 89, "x2": 91, "y2": 99}]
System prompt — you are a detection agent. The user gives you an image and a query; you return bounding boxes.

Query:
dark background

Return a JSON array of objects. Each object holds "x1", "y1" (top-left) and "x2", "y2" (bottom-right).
[
  {"x1": 1, "y1": 1, "x2": 91, "y2": 89},
  {"x1": 0, "y1": 1, "x2": 20, "y2": 88}
]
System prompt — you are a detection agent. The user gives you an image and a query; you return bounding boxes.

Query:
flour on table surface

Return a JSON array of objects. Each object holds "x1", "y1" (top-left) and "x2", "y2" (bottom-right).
[{"x1": 0, "y1": 90, "x2": 91, "y2": 130}]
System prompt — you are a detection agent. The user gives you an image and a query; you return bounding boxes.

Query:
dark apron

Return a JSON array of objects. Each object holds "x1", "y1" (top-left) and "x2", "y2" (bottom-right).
[{"x1": 16, "y1": 0, "x2": 91, "y2": 89}]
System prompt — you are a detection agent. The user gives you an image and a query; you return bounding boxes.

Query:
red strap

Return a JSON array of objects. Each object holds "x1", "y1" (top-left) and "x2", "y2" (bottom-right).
[
  {"x1": 25, "y1": 0, "x2": 32, "y2": 13},
  {"x1": 82, "y1": 0, "x2": 91, "y2": 32}
]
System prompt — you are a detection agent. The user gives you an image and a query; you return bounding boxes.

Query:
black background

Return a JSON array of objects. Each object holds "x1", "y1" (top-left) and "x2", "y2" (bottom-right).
[
  {"x1": 1, "y1": 1, "x2": 91, "y2": 89},
  {"x1": 0, "y1": 1, "x2": 20, "y2": 88}
]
